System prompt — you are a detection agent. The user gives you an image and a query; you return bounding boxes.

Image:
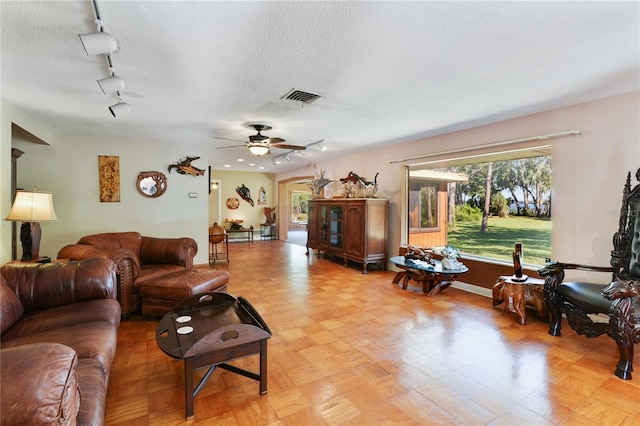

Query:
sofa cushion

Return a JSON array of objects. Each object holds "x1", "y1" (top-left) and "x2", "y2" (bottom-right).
[
  {"x1": 0, "y1": 275, "x2": 23, "y2": 335},
  {"x1": 1, "y1": 321, "x2": 118, "y2": 376},
  {"x1": 1, "y1": 298, "x2": 120, "y2": 342},
  {"x1": 1, "y1": 343, "x2": 80, "y2": 425},
  {"x1": 135, "y1": 264, "x2": 186, "y2": 286}
]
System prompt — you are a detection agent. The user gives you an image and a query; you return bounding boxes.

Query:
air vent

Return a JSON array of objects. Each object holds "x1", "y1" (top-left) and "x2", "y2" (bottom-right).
[{"x1": 281, "y1": 89, "x2": 321, "y2": 104}]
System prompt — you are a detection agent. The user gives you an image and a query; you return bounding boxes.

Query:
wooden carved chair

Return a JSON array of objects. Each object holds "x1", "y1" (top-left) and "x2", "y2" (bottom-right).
[{"x1": 538, "y1": 168, "x2": 640, "y2": 379}]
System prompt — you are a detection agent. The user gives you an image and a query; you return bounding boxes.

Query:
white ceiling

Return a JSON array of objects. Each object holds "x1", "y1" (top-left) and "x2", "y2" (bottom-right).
[{"x1": 1, "y1": 1, "x2": 638, "y2": 172}]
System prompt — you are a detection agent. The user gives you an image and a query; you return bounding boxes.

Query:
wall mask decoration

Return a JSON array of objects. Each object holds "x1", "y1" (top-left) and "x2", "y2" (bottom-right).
[
  {"x1": 257, "y1": 186, "x2": 267, "y2": 205},
  {"x1": 168, "y1": 156, "x2": 205, "y2": 176},
  {"x1": 137, "y1": 171, "x2": 167, "y2": 198},
  {"x1": 226, "y1": 197, "x2": 239, "y2": 209},
  {"x1": 99, "y1": 155, "x2": 120, "y2": 202},
  {"x1": 236, "y1": 184, "x2": 254, "y2": 206}
]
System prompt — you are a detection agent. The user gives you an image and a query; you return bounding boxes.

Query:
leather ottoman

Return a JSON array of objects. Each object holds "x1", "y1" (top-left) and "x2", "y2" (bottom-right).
[{"x1": 139, "y1": 269, "x2": 230, "y2": 317}]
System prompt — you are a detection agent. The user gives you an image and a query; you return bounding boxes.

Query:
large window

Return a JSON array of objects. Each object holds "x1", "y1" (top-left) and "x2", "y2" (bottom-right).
[{"x1": 407, "y1": 150, "x2": 552, "y2": 266}]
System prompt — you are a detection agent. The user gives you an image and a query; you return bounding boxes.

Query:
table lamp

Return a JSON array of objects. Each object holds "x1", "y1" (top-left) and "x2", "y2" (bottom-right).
[{"x1": 5, "y1": 190, "x2": 58, "y2": 261}]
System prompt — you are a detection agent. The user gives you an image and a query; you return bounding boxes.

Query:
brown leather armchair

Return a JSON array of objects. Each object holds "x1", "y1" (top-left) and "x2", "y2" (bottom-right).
[
  {"x1": 1, "y1": 258, "x2": 121, "y2": 425},
  {"x1": 58, "y1": 231, "x2": 197, "y2": 316},
  {"x1": 538, "y1": 168, "x2": 640, "y2": 379}
]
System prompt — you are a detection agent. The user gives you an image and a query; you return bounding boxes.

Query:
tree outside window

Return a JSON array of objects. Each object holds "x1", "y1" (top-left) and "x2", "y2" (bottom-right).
[{"x1": 292, "y1": 192, "x2": 312, "y2": 223}]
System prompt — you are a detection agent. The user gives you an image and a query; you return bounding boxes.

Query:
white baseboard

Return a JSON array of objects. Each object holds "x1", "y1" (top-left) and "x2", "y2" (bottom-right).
[{"x1": 451, "y1": 281, "x2": 492, "y2": 298}]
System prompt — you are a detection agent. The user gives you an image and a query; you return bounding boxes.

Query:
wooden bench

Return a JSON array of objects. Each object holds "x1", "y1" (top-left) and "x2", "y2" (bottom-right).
[{"x1": 227, "y1": 226, "x2": 254, "y2": 242}]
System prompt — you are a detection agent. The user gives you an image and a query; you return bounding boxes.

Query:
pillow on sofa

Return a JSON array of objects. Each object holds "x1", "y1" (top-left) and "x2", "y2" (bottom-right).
[
  {"x1": 0, "y1": 275, "x2": 23, "y2": 335},
  {"x1": 1, "y1": 343, "x2": 80, "y2": 424}
]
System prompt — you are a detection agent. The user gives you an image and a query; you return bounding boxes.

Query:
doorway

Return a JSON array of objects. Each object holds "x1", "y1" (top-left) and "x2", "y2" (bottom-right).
[
  {"x1": 277, "y1": 176, "x2": 313, "y2": 246},
  {"x1": 209, "y1": 178, "x2": 222, "y2": 226}
]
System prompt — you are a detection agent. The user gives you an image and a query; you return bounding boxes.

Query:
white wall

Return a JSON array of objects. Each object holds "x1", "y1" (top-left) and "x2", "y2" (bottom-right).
[
  {"x1": 9, "y1": 133, "x2": 212, "y2": 264},
  {"x1": 1, "y1": 100, "x2": 54, "y2": 262},
  {"x1": 208, "y1": 169, "x2": 275, "y2": 229},
  {"x1": 276, "y1": 91, "x2": 640, "y2": 280}
]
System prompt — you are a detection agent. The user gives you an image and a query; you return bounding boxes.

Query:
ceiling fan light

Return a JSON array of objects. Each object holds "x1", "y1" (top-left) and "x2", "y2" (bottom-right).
[
  {"x1": 98, "y1": 75, "x2": 126, "y2": 94},
  {"x1": 109, "y1": 101, "x2": 130, "y2": 117},
  {"x1": 79, "y1": 32, "x2": 118, "y2": 55},
  {"x1": 248, "y1": 144, "x2": 270, "y2": 156}
]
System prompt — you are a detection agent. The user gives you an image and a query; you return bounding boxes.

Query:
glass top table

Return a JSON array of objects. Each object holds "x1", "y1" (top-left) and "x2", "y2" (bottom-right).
[{"x1": 390, "y1": 256, "x2": 469, "y2": 296}]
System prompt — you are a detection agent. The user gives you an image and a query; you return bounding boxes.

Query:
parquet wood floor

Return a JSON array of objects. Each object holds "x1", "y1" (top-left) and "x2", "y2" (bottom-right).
[{"x1": 105, "y1": 241, "x2": 640, "y2": 425}]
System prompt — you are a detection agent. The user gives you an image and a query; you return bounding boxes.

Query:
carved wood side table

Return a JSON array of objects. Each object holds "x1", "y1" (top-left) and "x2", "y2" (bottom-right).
[{"x1": 492, "y1": 275, "x2": 547, "y2": 325}]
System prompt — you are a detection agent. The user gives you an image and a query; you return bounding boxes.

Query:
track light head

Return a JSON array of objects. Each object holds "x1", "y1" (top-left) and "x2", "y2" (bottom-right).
[
  {"x1": 79, "y1": 32, "x2": 118, "y2": 55},
  {"x1": 97, "y1": 76, "x2": 126, "y2": 94},
  {"x1": 109, "y1": 101, "x2": 130, "y2": 117},
  {"x1": 284, "y1": 153, "x2": 291, "y2": 162}
]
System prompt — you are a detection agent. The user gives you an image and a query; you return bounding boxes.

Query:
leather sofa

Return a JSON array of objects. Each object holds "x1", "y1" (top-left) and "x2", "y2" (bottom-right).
[
  {"x1": 1, "y1": 258, "x2": 121, "y2": 426},
  {"x1": 58, "y1": 232, "x2": 198, "y2": 316}
]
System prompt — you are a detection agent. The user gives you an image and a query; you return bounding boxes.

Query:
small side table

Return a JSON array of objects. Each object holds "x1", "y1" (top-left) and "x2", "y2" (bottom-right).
[
  {"x1": 260, "y1": 223, "x2": 276, "y2": 240},
  {"x1": 492, "y1": 276, "x2": 547, "y2": 325}
]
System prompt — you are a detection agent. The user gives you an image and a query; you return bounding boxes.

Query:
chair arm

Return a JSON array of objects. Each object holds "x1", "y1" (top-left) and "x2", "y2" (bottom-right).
[
  {"x1": 140, "y1": 236, "x2": 198, "y2": 268},
  {"x1": 538, "y1": 261, "x2": 616, "y2": 290},
  {"x1": 1, "y1": 343, "x2": 80, "y2": 425},
  {"x1": 0, "y1": 258, "x2": 117, "y2": 313}
]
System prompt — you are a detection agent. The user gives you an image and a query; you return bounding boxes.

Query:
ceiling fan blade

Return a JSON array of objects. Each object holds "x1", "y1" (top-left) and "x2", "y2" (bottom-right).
[
  {"x1": 273, "y1": 144, "x2": 307, "y2": 150},
  {"x1": 268, "y1": 137, "x2": 286, "y2": 144},
  {"x1": 215, "y1": 136, "x2": 247, "y2": 143},
  {"x1": 216, "y1": 144, "x2": 246, "y2": 149}
]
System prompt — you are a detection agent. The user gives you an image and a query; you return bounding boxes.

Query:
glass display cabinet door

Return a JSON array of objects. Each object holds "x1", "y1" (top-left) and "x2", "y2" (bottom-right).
[
  {"x1": 329, "y1": 205, "x2": 343, "y2": 249},
  {"x1": 319, "y1": 205, "x2": 328, "y2": 245}
]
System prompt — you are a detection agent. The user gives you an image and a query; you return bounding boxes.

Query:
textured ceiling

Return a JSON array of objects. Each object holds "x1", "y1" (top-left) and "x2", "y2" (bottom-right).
[{"x1": 1, "y1": 1, "x2": 638, "y2": 172}]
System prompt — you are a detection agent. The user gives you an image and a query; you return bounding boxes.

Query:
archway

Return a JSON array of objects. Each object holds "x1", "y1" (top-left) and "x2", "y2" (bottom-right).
[{"x1": 277, "y1": 175, "x2": 313, "y2": 243}]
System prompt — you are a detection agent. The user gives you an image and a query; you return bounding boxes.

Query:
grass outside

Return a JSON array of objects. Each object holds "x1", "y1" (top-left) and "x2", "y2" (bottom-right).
[{"x1": 447, "y1": 216, "x2": 551, "y2": 266}]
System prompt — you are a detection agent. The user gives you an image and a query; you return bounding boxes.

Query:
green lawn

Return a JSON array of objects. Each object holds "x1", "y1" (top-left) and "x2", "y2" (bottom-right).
[{"x1": 447, "y1": 216, "x2": 551, "y2": 266}]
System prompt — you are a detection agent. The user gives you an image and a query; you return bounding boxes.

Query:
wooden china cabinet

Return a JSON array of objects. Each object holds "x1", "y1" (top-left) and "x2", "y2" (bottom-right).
[{"x1": 306, "y1": 198, "x2": 389, "y2": 274}]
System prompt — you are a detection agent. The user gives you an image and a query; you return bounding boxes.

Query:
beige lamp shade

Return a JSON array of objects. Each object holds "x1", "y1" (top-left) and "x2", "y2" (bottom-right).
[{"x1": 5, "y1": 190, "x2": 58, "y2": 222}]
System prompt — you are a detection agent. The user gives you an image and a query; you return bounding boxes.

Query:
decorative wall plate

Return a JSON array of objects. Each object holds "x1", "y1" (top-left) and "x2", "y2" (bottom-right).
[{"x1": 226, "y1": 197, "x2": 240, "y2": 209}]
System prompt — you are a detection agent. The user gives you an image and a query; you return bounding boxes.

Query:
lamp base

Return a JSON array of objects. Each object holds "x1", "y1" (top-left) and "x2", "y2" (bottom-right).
[{"x1": 19, "y1": 222, "x2": 41, "y2": 261}]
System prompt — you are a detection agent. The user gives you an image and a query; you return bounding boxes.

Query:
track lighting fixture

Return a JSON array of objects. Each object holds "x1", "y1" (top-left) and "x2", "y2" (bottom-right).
[
  {"x1": 319, "y1": 143, "x2": 327, "y2": 151},
  {"x1": 284, "y1": 153, "x2": 291, "y2": 162},
  {"x1": 80, "y1": 1, "x2": 132, "y2": 116},
  {"x1": 97, "y1": 75, "x2": 126, "y2": 94},
  {"x1": 297, "y1": 151, "x2": 306, "y2": 157},
  {"x1": 272, "y1": 157, "x2": 281, "y2": 165},
  {"x1": 79, "y1": 32, "x2": 118, "y2": 55},
  {"x1": 109, "y1": 100, "x2": 130, "y2": 117}
]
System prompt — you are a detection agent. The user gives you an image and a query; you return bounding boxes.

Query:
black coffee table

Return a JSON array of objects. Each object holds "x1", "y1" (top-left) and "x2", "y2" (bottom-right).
[
  {"x1": 390, "y1": 256, "x2": 469, "y2": 296},
  {"x1": 156, "y1": 292, "x2": 271, "y2": 419}
]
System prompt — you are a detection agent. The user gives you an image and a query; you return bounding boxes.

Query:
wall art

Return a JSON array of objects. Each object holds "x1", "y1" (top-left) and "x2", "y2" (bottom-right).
[
  {"x1": 168, "y1": 156, "x2": 205, "y2": 176},
  {"x1": 236, "y1": 184, "x2": 254, "y2": 206},
  {"x1": 98, "y1": 155, "x2": 120, "y2": 202},
  {"x1": 257, "y1": 186, "x2": 267, "y2": 205}
]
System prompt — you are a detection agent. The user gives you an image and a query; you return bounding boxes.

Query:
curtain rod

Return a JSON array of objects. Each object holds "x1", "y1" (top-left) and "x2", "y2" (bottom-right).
[{"x1": 386, "y1": 129, "x2": 581, "y2": 164}]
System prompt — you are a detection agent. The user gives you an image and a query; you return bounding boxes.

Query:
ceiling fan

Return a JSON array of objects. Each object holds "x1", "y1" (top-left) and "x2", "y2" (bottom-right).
[{"x1": 216, "y1": 123, "x2": 307, "y2": 157}]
